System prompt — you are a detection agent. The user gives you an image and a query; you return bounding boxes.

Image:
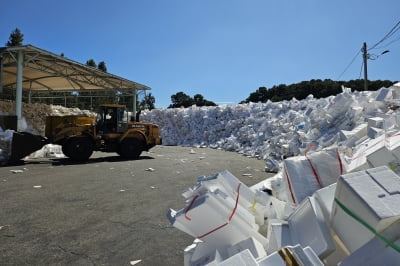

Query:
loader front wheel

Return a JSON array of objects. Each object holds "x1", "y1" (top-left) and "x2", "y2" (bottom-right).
[
  {"x1": 63, "y1": 137, "x2": 94, "y2": 161},
  {"x1": 118, "y1": 138, "x2": 143, "y2": 159}
]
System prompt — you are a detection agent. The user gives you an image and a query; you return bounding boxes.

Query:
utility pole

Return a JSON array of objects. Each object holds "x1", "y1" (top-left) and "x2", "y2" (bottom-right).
[{"x1": 362, "y1": 42, "x2": 368, "y2": 91}]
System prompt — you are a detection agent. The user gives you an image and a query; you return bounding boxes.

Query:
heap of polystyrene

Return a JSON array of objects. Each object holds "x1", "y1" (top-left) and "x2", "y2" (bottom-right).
[
  {"x1": 169, "y1": 165, "x2": 400, "y2": 265},
  {"x1": 142, "y1": 85, "x2": 400, "y2": 172}
]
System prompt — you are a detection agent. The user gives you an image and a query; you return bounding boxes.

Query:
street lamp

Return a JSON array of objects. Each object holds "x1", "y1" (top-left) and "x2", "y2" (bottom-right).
[{"x1": 362, "y1": 42, "x2": 390, "y2": 91}]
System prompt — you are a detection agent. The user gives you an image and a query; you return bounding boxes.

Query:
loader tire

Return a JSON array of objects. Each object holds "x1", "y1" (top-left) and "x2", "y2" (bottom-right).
[
  {"x1": 63, "y1": 137, "x2": 94, "y2": 161},
  {"x1": 118, "y1": 138, "x2": 143, "y2": 159}
]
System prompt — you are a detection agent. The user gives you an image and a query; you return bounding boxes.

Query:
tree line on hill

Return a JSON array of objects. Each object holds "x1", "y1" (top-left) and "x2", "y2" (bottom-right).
[{"x1": 241, "y1": 79, "x2": 396, "y2": 103}]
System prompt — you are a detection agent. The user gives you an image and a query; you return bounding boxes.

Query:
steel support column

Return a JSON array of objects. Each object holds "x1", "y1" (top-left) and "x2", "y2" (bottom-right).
[
  {"x1": 16, "y1": 50, "x2": 24, "y2": 130},
  {"x1": 132, "y1": 89, "x2": 137, "y2": 121},
  {"x1": 0, "y1": 55, "x2": 3, "y2": 93}
]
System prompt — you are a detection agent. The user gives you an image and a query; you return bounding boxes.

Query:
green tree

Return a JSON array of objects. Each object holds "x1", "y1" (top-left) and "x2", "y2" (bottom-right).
[
  {"x1": 98, "y1": 61, "x2": 107, "y2": 72},
  {"x1": 6, "y1": 28, "x2": 24, "y2": 46},
  {"x1": 86, "y1": 59, "x2": 97, "y2": 68},
  {"x1": 169, "y1": 92, "x2": 216, "y2": 108},
  {"x1": 169, "y1": 92, "x2": 194, "y2": 108},
  {"x1": 139, "y1": 93, "x2": 156, "y2": 110}
]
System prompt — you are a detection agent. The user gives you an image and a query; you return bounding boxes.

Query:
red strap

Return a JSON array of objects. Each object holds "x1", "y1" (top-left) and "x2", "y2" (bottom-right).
[
  {"x1": 305, "y1": 144, "x2": 323, "y2": 188},
  {"x1": 284, "y1": 164, "x2": 297, "y2": 204},
  {"x1": 336, "y1": 148, "x2": 344, "y2": 175},
  {"x1": 184, "y1": 195, "x2": 199, "y2": 221}
]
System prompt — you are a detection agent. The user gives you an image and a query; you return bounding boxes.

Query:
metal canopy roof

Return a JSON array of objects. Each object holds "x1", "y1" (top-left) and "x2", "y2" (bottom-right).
[
  {"x1": 0, "y1": 44, "x2": 150, "y2": 93},
  {"x1": 0, "y1": 44, "x2": 150, "y2": 130}
]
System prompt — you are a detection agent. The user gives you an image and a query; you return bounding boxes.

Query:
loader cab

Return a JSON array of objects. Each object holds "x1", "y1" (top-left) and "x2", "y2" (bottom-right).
[{"x1": 96, "y1": 104, "x2": 126, "y2": 133}]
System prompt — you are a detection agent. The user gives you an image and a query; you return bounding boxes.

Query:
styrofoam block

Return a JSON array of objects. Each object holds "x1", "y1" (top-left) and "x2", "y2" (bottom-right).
[
  {"x1": 184, "y1": 240, "x2": 225, "y2": 266},
  {"x1": 368, "y1": 117, "x2": 384, "y2": 129},
  {"x1": 366, "y1": 146, "x2": 396, "y2": 168},
  {"x1": 259, "y1": 245, "x2": 324, "y2": 266},
  {"x1": 283, "y1": 156, "x2": 321, "y2": 205},
  {"x1": 339, "y1": 219, "x2": 400, "y2": 266},
  {"x1": 193, "y1": 171, "x2": 268, "y2": 225},
  {"x1": 168, "y1": 189, "x2": 268, "y2": 250},
  {"x1": 217, "y1": 248, "x2": 258, "y2": 266},
  {"x1": 283, "y1": 148, "x2": 340, "y2": 205},
  {"x1": 288, "y1": 197, "x2": 335, "y2": 258},
  {"x1": 257, "y1": 251, "x2": 285, "y2": 266},
  {"x1": 375, "y1": 87, "x2": 392, "y2": 101},
  {"x1": 227, "y1": 237, "x2": 266, "y2": 260},
  {"x1": 339, "y1": 123, "x2": 367, "y2": 141},
  {"x1": 341, "y1": 134, "x2": 385, "y2": 172},
  {"x1": 312, "y1": 183, "x2": 337, "y2": 222},
  {"x1": 307, "y1": 148, "x2": 342, "y2": 186},
  {"x1": 331, "y1": 166, "x2": 400, "y2": 252},
  {"x1": 266, "y1": 219, "x2": 291, "y2": 254},
  {"x1": 367, "y1": 126, "x2": 383, "y2": 139}
]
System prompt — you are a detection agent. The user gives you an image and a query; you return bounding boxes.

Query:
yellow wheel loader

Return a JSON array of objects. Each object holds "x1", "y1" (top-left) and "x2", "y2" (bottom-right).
[{"x1": 1, "y1": 104, "x2": 161, "y2": 162}]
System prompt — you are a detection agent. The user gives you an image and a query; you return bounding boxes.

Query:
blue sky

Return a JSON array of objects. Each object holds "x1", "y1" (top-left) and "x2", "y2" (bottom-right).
[{"x1": 1, "y1": 0, "x2": 400, "y2": 108}]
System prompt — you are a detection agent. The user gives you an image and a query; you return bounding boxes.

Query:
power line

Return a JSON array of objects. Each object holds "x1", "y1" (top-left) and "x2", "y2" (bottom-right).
[
  {"x1": 369, "y1": 19, "x2": 400, "y2": 50},
  {"x1": 337, "y1": 50, "x2": 361, "y2": 80}
]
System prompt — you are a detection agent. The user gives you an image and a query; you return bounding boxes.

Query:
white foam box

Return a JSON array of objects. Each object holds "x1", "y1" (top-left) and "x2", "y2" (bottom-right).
[
  {"x1": 312, "y1": 183, "x2": 337, "y2": 223},
  {"x1": 217, "y1": 249, "x2": 258, "y2": 266},
  {"x1": 258, "y1": 245, "x2": 324, "y2": 266},
  {"x1": 168, "y1": 189, "x2": 268, "y2": 250},
  {"x1": 366, "y1": 146, "x2": 396, "y2": 168},
  {"x1": 288, "y1": 197, "x2": 335, "y2": 258},
  {"x1": 283, "y1": 149, "x2": 340, "y2": 205},
  {"x1": 339, "y1": 123, "x2": 367, "y2": 141},
  {"x1": 339, "y1": 219, "x2": 400, "y2": 266},
  {"x1": 367, "y1": 126, "x2": 383, "y2": 139},
  {"x1": 283, "y1": 156, "x2": 321, "y2": 205},
  {"x1": 227, "y1": 237, "x2": 266, "y2": 261},
  {"x1": 367, "y1": 117, "x2": 384, "y2": 129},
  {"x1": 266, "y1": 219, "x2": 291, "y2": 254},
  {"x1": 331, "y1": 166, "x2": 400, "y2": 252}
]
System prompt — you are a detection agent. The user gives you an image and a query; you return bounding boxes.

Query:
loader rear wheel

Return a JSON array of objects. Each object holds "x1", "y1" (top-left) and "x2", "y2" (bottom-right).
[
  {"x1": 63, "y1": 137, "x2": 94, "y2": 161},
  {"x1": 117, "y1": 138, "x2": 143, "y2": 159}
]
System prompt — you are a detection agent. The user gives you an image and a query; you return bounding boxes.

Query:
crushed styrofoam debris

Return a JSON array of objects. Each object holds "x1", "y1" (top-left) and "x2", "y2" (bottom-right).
[{"x1": 10, "y1": 169, "x2": 24, "y2": 174}]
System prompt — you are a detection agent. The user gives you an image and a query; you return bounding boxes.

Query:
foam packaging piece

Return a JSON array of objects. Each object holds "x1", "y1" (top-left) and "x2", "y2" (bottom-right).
[
  {"x1": 259, "y1": 245, "x2": 324, "y2": 266},
  {"x1": 282, "y1": 148, "x2": 341, "y2": 205},
  {"x1": 339, "y1": 219, "x2": 400, "y2": 266},
  {"x1": 331, "y1": 166, "x2": 400, "y2": 252},
  {"x1": 266, "y1": 197, "x2": 335, "y2": 259}
]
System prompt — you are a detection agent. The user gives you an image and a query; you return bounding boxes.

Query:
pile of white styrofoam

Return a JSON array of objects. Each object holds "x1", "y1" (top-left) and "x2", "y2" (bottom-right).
[
  {"x1": 142, "y1": 84, "x2": 400, "y2": 172},
  {"x1": 163, "y1": 83, "x2": 400, "y2": 265},
  {"x1": 169, "y1": 160, "x2": 400, "y2": 265}
]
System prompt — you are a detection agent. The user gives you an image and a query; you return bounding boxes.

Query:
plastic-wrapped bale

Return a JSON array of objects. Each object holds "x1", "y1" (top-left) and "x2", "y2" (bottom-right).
[{"x1": 331, "y1": 166, "x2": 400, "y2": 253}]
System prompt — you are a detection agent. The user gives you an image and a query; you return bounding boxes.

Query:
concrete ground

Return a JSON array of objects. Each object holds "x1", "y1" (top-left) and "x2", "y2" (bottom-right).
[{"x1": 0, "y1": 145, "x2": 273, "y2": 266}]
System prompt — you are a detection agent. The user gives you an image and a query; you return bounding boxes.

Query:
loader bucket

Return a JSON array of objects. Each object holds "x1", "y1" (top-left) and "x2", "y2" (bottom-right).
[{"x1": 8, "y1": 132, "x2": 48, "y2": 162}]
